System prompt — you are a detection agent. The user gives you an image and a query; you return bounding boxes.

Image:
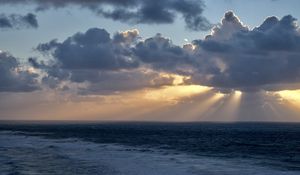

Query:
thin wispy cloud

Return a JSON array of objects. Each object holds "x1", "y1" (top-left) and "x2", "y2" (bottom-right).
[
  {"x1": 0, "y1": 0, "x2": 211, "y2": 31},
  {"x1": 0, "y1": 13, "x2": 38, "y2": 29}
]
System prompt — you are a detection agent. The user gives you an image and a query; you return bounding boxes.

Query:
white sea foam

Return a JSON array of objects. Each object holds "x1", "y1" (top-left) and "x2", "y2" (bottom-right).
[{"x1": 0, "y1": 131, "x2": 298, "y2": 175}]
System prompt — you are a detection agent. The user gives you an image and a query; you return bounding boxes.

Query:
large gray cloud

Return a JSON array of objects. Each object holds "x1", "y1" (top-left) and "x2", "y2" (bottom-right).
[
  {"x1": 192, "y1": 11, "x2": 300, "y2": 91},
  {"x1": 133, "y1": 34, "x2": 195, "y2": 72},
  {"x1": 0, "y1": 0, "x2": 211, "y2": 31},
  {"x1": 37, "y1": 28, "x2": 140, "y2": 70},
  {"x1": 0, "y1": 51, "x2": 39, "y2": 92},
  {"x1": 0, "y1": 13, "x2": 38, "y2": 29},
  {"x1": 33, "y1": 11, "x2": 300, "y2": 93},
  {"x1": 33, "y1": 28, "x2": 176, "y2": 93}
]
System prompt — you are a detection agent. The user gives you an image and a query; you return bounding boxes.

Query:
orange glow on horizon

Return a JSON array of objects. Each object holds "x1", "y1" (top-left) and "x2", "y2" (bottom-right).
[{"x1": 3, "y1": 88, "x2": 300, "y2": 122}]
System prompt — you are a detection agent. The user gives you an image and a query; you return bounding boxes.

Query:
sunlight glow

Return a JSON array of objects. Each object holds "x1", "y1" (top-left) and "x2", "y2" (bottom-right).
[
  {"x1": 27, "y1": 67, "x2": 37, "y2": 74},
  {"x1": 144, "y1": 85, "x2": 212, "y2": 104},
  {"x1": 275, "y1": 90, "x2": 300, "y2": 108},
  {"x1": 158, "y1": 73, "x2": 188, "y2": 85},
  {"x1": 235, "y1": 90, "x2": 242, "y2": 96},
  {"x1": 224, "y1": 90, "x2": 243, "y2": 120}
]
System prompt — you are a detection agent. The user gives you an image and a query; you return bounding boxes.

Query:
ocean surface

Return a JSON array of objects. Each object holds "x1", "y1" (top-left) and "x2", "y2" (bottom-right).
[{"x1": 0, "y1": 122, "x2": 299, "y2": 175}]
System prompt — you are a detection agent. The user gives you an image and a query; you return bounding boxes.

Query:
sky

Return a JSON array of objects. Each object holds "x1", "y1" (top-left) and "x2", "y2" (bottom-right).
[{"x1": 1, "y1": 0, "x2": 300, "y2": 121}]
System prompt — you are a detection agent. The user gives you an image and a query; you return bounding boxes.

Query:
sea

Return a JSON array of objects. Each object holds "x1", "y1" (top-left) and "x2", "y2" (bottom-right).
[{"x1": 0, "y1": 122, "x2": 299, "y2": 175}]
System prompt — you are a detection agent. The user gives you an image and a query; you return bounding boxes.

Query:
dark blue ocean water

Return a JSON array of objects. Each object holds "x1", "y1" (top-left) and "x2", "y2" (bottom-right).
[{"x1": 0, "y1": 122, "x2": 300, "y2": 174}]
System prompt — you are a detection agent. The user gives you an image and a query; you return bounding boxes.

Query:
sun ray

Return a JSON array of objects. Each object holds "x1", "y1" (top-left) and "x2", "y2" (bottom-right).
[
  {"x1": 131, "y1": 86, "x2": 214, "y2": 121},
  {"x1": 167, "y1": 91, "x2": 225, "y2": 121},
  {"x1": 87, "y1": 84, "x2": 213, "y2": 121},
  {"x1": 201, "y1": 90, "x2": 242, "y2": 121}
]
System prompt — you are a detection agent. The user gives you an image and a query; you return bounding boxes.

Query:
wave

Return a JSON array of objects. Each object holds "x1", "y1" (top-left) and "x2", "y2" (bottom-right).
[{"x1": 0, "y1": 131, "x2": 299, "y2": 175}]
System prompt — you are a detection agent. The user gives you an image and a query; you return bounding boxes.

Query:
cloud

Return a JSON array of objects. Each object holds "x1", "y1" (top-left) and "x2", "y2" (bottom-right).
[
  {"x1": 0, "y1": 0, "x2": 211, "y2": 31},
  {"x1": 37, "y1": 28, "x2": 140, "y2": 70},
  {"x1": 74, "y1": 69, "x2": 176, "y2": 95},
  {"x1": 191, "y1": 11, "x2": 300, "y2": 91},
  {"x1": 33, "y1": 11, "x2": 300, "y2": 93},
  {"x1": 0, "y1": 51, "x2": 39, "y2": 92},
  {"x1": 0, "y1": 13, "x2": 38, "y2": 29},
  {"x1": 33, "y1": 28, "x2": 177, "y2": 93},
  {"x1": 133, "y1": 33, "x2": 195, "y2": 72}
]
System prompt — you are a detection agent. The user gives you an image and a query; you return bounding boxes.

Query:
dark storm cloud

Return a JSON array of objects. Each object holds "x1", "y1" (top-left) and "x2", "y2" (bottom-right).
[
  {"x1": 133, "y1": 33, "x2": 221, "y2": 76},
  {"x1": 133, "y1": 33, "x2": 195, "y2": 72},
  {"x1": 0, "y1": 13, "x2": 38, "y2": 29},
  {"x1": 33, "y1": 11, "x2": 300, "y2": 93},
  {"x1": 34, "y1": 28, "x2": 176, "y2": 92},
  {"x1": 191, "y1": 11, "x2": 300, "y2": 91},
  {"x1": 37, "y1": 28, "x2": 139, "y2": 70},
  {"x1": 0, "y1": 51, "x2": 39, "y2": 92},
  {"x1": 0, "y1": 0, "x2": 211, "y2": 31},
  {"x1": 36, "y1": 28, "x2": 195, "y2": 82}
]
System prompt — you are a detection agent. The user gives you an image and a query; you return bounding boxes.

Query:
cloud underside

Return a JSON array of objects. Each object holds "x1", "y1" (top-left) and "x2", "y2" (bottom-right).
[
  {"x1": 0, "y1": 0, "x2": 211, "y2": 31},
  {"x1": 1, "y1": 11, "x2": 300, "y2": 94}
]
